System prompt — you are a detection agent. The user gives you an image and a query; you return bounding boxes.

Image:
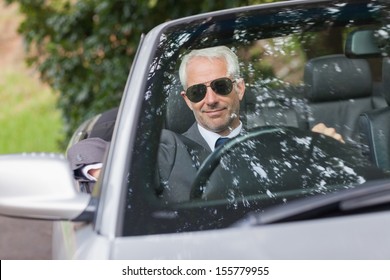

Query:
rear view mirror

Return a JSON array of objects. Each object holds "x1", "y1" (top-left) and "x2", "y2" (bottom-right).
[{"x1": 345, "y1": 29, "x2": 384, "y2": 58}]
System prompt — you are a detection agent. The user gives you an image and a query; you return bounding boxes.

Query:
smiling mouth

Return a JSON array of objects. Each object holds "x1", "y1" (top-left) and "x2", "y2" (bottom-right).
[
  {"x1": 203, "y1": 109, "x2": 226, "y2": 117},
  {"x1": 203, "y1": 107, "x2": 225, "y2": 114}
]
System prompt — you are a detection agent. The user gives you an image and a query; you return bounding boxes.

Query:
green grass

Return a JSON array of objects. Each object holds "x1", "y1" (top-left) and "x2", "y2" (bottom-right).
[
  {"x1": 0, "y1": 1, "x2": 64, "y2": 154},
  {"x1": 0, "y1": 69, "x2": 64, "y2": 154}
]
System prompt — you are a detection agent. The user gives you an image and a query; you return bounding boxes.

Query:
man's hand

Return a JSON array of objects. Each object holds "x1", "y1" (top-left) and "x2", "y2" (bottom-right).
[{"x1": 311, "y1": 123, "x2": 345, "y2": 143}]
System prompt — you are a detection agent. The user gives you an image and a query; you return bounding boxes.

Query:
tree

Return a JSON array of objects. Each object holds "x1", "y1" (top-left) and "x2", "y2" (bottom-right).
[{"x1": 5, "y1": 0, "x2": 277, "y2": 143}]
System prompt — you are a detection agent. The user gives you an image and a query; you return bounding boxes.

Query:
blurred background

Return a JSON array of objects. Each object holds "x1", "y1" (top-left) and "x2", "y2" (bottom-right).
[{"x1": 0, "y1": 1, "x2": 63, "y2": 154}]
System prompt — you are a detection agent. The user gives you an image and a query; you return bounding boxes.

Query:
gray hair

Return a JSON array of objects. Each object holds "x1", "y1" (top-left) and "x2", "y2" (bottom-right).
[{"x1": 178, "y1": 46, "x2": 241, "y2": 89}]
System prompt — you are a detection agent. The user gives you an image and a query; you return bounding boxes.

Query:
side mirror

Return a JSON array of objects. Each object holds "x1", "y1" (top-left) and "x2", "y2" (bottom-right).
[{"x1": 0, "y1": 154, "x2": 95, "y2": 221}]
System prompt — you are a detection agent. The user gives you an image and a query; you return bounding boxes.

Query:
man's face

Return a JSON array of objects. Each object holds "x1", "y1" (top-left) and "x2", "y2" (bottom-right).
[{"x1": 181, "y1": 57, "x2": 245, "y2": 136}]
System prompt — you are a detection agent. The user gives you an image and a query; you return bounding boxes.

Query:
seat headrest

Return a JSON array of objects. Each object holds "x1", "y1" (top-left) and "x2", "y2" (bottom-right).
[
  {"x1": 304, "y1": 54, "x2": 372, "y2": 102},
  {"x1": 165, "y1": 83, "x2": 195, "y2": 134},
  {"x1": 89, "y1": 107, "x2": 118, "y2": 141},
  {"x1": 382, "y1": 57, "x2": 390, "y2": 105}
]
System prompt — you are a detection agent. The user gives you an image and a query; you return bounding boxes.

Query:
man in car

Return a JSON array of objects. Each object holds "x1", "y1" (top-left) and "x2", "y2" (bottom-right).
[{"x1": 157, "y1": 45, "x2": 344, "y2": 202}]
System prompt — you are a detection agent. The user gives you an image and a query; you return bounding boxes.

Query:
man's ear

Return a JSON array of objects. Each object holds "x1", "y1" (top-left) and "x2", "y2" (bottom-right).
[{"x1": 181, "y1": 90, "x2": 193, "y2": 111}]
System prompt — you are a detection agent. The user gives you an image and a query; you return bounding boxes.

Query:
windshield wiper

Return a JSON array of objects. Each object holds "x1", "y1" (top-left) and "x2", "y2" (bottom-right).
[{"x1": 233, "y1": 179, "x2": 390, "y2": 226}]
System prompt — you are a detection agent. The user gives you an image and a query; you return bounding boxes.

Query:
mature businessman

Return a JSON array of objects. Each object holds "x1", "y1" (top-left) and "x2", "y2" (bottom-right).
[{"x1": 157, "y1": 46, "x2": 344, "y2": 202}]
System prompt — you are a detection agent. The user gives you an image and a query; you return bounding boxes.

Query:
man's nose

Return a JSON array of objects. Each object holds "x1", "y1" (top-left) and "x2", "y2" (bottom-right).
[{"x1": 204, "y1": 86, "x2": 219, "y2": 104}]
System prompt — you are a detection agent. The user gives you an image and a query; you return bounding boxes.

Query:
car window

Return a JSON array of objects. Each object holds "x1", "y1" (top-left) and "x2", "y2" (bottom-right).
[{"x1": 123, "y1": 0, "x2": 390, "y2": 236}]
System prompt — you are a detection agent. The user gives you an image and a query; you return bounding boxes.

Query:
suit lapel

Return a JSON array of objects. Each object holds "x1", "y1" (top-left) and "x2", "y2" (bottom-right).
[{"x1": 183, "y1": 123, "x2": 212, "y2": 153}]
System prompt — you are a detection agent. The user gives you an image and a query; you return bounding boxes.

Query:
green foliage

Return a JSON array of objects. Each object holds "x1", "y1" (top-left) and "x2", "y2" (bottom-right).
[{"x1": 5, "y1": 0, "x2": 276, "y2": 143}]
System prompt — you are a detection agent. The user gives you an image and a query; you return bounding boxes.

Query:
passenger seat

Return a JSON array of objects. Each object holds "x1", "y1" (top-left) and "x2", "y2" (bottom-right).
[
  {"x1": 304, "y1": 54, "x2": 385, "y2": 143},
  {"x1": 359, "y1": 57, "x2": 390, "y2": 170},
  {"x1": 242, "y1": 85, "x2": 307, "y2": 130}
]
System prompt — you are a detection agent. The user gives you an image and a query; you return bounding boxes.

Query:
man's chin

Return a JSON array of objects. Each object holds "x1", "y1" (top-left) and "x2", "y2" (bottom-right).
[{"x1": 205, "y1": 123, "x2": 232, "y2": 134}]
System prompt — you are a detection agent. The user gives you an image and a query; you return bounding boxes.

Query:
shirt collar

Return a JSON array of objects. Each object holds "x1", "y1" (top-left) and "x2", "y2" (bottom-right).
[{"x1": 198, "y1": 122, "x2": 242, "y2": 151}]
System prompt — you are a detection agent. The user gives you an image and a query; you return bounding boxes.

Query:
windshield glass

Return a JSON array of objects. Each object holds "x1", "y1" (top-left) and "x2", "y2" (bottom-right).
[{"x1": 124, "y1": 0, "x2": 390, "y2": 236}]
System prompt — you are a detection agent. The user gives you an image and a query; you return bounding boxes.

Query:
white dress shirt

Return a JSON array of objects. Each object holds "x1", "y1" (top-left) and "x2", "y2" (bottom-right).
[{"x1": 198, "y1": 122, "x2": 242, "y2": 151}]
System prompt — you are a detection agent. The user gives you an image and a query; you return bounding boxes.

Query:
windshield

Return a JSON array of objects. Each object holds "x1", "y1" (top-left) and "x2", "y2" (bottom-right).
[{"x1": 124, "y1": 0, "x2": 390, "y2": 236}]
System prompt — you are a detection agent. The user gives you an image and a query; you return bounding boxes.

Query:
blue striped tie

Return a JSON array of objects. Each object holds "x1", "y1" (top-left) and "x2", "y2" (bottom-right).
[{"x1": 215, "y1": 137, "x2": 229, "y2": 148}]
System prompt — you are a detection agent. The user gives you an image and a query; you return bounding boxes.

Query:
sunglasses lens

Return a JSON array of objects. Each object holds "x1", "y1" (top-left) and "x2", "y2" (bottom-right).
[
  {"x1": 211, "y1": 78, "x2": 233, "y2": 95},
  {"x1": 186, "y1": 84, "x2": 207, "y2": 103}
]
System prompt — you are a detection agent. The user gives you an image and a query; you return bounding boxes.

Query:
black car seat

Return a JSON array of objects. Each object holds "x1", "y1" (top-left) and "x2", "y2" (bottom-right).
[
  {"x1": 242, "y1": 85, "x2": 307, "y2": 130},
  {"x1": 88, "y1": 107, "x2": 119, "y2": 141},
  {"x1": 165, "y1": 82, "x2": 195, "y2": 134},
  {"x1": 304, "y1": 54, "x2": 385, "y2": 143},
  {"x1": 358, "y1": 57, "x2": 390, "y2": 170}
]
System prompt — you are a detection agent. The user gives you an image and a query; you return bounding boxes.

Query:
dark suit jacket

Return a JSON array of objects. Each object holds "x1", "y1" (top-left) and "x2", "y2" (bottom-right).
[{"x1": 157, "y1": 123, "x2": 211, "y2": 202}]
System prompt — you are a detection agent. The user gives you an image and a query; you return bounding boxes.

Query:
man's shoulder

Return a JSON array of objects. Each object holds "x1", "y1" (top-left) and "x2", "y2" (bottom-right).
[
  {"x1": 182, "y1": 122, "x2": 200, "y2": 137},
  {"x1": 161, "y1": 122, "x2": 197, "y2": 140},
  {"x1": 161, "y1": 128, "x2": 182, "y2": 141},
  {"x1": 161, "y1": 127, "x2": 210, "y2": 153},
  {"x1": 161, "y1": 127, "x2": 197, "y2": 146}
]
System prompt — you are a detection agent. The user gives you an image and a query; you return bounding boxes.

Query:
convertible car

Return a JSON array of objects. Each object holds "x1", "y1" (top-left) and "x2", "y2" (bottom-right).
[{"x1": 1, "y1": 0, "x2": 390, "y2": 259}]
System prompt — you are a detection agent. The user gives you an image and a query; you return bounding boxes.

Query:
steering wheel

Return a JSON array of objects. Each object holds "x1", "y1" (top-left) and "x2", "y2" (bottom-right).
[
  {"x1": 190, "y1": 126, "x2": 290, "y2": 199},
  {"x1": 189, "y1": 124, "x2": 377, "y2": 201}
]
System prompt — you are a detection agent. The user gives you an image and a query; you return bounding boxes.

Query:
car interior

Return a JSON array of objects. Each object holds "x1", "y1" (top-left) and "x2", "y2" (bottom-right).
[
  {"x1": 118, "y1": 0, "x2": 390, "y2": 236},
  {"x1": 165, "y1": 52, "x2": 387, "y2": 142},
  {"x1": 177, "y1": 27, "x2": 390, "y2": 202},
  {"x1": 304, "y1": 54, "x2": 386, "y2": 142},
  {"x1": 70, "y1": 29, "x2": 390, "y2": 205}
]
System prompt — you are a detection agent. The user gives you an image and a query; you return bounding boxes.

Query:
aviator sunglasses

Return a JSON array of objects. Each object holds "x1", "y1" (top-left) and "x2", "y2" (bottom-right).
[{"x1": 185, "y1": 77, "x2": 236, "y2": 103}]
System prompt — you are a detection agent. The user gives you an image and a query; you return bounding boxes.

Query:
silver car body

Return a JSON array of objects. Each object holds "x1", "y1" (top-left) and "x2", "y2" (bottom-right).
[{"x1": 1, "y1": 0, "x2": 390, "y2": 259}]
